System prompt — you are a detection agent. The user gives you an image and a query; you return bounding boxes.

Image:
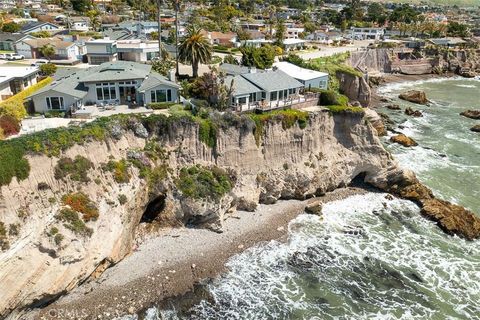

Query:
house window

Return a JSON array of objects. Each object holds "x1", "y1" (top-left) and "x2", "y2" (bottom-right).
[
  {"x1": 151, "y1": 89, "x2": 172, "y2": 102},
  {"x1": 46, "y1": 97, "x2": 64, "y2": 110},
  {"x1": 96, "y1": 83, "x2": 116, "y2": 100},
  {"x1": 23, "y1": 78, "x2": 29, "y2": 88},
  {"x1": 270, "y1": 91, "x2": 277, "y2": 101}
]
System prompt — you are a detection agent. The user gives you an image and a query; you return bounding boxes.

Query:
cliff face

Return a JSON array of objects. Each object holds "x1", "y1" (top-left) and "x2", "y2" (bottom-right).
[
  {"x1": 0, "y1": 109, "x2": 478, "y2": 319},
  {"x1": 0, "y1": 110, "x2": 399, "y2": 318},
  {"x1": 337, "y1": 71, "x2": 372, "y2": 107}
]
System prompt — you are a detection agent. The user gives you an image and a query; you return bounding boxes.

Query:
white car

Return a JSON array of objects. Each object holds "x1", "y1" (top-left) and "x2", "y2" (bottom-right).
[
  {"x1": 31, "y1": 59, "x2": 49, "y2": 66},
  {"x1": 4, "y1": 53, "x2": 25, "y2": 60}
]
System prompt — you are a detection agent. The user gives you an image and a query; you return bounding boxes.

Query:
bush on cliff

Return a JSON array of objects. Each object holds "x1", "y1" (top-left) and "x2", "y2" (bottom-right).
[
  {"x1": 56, "y1": 208, "x2": 93, "y2": 237},
  {"x1": 62, "y1": 192, "x2": 99, "y2": 222},
  {"x1": 103, "y1": 159, "x2": 131, "y2": 184},
  {"x1": 327, "y1": 105, "x2": 364, "y2": 114},
  {"x1": 317, "y1": 90, "x2": 349, "y2": 107},
  {"x1": 54, "y1": 156, "x2": 93, "y2": 182},
  {"x1": 249, "y1": 109, "x2": 309, "y2": 146},
  {"x1": 176, "y1": 165, "x2": 233, "y2": 201}
]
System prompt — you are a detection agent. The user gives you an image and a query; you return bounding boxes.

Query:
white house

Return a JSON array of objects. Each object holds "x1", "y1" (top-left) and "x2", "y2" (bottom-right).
[
  {"x1": 350, "y1": 27, "x2": 385, "y2": 41},
  {"x1": 273, "y1": 61, "x2": 329, "y2": 90},
  {"x1": 70, "y1": 17, "x2": 90, "y2": 32},
  {"x1": 16, "y1": 38, "x2": 79, "y2": 60},
  {"x1": 28, "y1": 61, "x2": 180, "y2": 113},
  {"x1": 0, "y1": 66, "x2": 38, "y2": 101}
]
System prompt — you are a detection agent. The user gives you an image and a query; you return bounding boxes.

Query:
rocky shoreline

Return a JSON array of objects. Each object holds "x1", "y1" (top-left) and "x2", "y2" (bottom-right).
[{"x1": 31, "y1": 188, "x2": 368, "y2": 320}]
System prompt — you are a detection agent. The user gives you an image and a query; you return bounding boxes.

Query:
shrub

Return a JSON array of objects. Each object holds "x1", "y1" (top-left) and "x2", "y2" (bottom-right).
[
  {"x1": 103, "y1": 159, "x2": 130, "y2": 183},
  {"x1": 327, "y1": 105, "x2": 365, "y2": 114},
  {"x1": 56, "y1": 208, "x2": 93, "y2": 237},
  {"x1": 118, "y1": 194, "x2": 127, "y2": 205},
  {"x1": 318, "y1": 90, "x2": 349, "y2": 107},
  {"x1": 249, "y1": 109, "x2": 309, "y2": 146},
  {"x1": 9, "y1": 224, "x2": 19, "y2": 236},
  {"x1": 54, "y1": 233, "x2": 64, "y2": 245},
  {"x1": 196, "y1": 117, "x2": 217, "y2": 148},
  {"x1": 54, "y1": 156, "x2": 93, "y2": 182},
  {"x1": 37, "y1": 182, "x2": 50, "y2": 190},
  {"x1": 147, "y1": 102, "x2": 177, "y2": 110},
  {"x1": 39, "y1": 63, "x2": 57, "y2": 76},
  {"x1": 62, "y1": 192, "x2": 99, "y2": 222},
  {"x1": 44, "y1": 111, "x2": 65, "y2": 118},
  {"x1": 0, "y1": 221, "x2": 9, "y2": 251},
  {"x1": 0, "y1": 115, "x2": 20, "y2": 137},
  {"x1": 176, "y1": 165, "x2": 233, "y2": 201}
]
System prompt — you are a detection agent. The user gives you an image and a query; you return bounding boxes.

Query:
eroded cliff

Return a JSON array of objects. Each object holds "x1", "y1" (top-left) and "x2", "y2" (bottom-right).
[{"x1": 0, "y1": 109, "x2": 478, "y2": 319}]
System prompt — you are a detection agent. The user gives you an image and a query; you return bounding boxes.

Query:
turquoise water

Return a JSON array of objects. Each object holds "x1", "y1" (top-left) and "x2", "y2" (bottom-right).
[
  {"x1": 378, "y1": 77, "x2": 480, "y2": 213},
  {"x1": 125, "y1": 78, "x2": 480, "y2": 320}
]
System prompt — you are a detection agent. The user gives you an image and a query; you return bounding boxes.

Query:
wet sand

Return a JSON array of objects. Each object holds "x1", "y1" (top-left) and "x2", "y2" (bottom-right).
[{"x1": 29, "y1": 188, "x2": 367, "y2": 320}]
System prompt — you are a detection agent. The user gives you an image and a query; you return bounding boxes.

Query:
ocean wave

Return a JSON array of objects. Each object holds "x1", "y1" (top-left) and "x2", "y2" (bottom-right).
[
  {"x1": 156, "y1": 193, "x2": 480, "y2": 320},
  {"x1": 378, "y1": 77, "x2": 466, "y2": 94}
]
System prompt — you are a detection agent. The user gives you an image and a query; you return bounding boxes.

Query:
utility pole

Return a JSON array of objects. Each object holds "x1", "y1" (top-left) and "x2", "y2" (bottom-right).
[
  {"x1": 157, "y1": 0, "x2": 163, "y2": 58},
  {"x1": 174, "y1": 0, "x2": 180, "y2": 76}
]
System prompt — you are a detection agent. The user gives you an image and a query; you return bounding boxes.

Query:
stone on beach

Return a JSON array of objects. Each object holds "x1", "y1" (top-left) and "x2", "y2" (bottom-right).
[
  {"x1": 390, "y1": 134, "x2": 418, "y2": 147},
  {"x1": 470, "y1": 124, "x2": 480, "y2": 132},
  {"x1": 399, "y1": 90, "x2": 428, "y2": 105},
  {"x1": 405, "y1": 107, "x2": 423, "y2": 117}
]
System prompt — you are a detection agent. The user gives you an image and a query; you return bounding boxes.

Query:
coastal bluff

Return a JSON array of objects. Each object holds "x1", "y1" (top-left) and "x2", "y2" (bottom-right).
[{"x1": 0, "y1": 109, "x2": 479, "y2": 319}]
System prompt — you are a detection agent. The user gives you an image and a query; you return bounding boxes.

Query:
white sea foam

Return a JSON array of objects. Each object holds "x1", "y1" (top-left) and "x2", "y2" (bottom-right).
[
  {"x1": 378, "y1": 77, "x2": 466, "y2": 94},
  {"x1": 155, "y1": 193, "x2": 480, "y2": 319}
]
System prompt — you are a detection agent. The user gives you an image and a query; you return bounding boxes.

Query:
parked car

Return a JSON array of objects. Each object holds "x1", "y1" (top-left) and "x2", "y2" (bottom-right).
[
  {"x1": 5, "y1": 53, "x2": 25, "y2": 60},
  {"x1": 31, "y1": 59, "x2": 49, "y2": 66}
]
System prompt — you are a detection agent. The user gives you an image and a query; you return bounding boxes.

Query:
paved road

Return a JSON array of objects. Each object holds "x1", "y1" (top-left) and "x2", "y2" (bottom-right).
[{"x1": 298, "y1": 40, "x2": 373, "y2": 60}]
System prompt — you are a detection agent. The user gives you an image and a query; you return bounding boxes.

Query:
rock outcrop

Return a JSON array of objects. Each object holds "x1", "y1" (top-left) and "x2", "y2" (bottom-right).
[
  {"x1": 399, "y1": 90, "x2": 428, "y2": 105},
  {"x1": 405, "y1": 107, "x2": 423, "y2": 117},
  {"x1": 0, "y1": 110, "x2": 479, "y2": 319},
  {"x1": 364, "y1": 108, "x2": 387, "y2": 136},
  {"x1": 390, "y1": 134, "x2": 418, "y2": 147},
  {"x1": 386, "y1": 104, "x2": 401, "y2": 110},
  {"x1": 336, "y1": 70, "x2": 371, "y2": 107},
  {"x1": 471, "y1": 124, "x2": 480, "y2": 132},
  {"x1": 460, "y1": 110, "x2": 480, "y2": 120}
]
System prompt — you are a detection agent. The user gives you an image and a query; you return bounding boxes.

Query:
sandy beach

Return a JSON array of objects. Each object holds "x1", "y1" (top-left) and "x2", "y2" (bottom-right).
[{"x1": 27, "y1": 187, "x2": 368, "y2": 320}]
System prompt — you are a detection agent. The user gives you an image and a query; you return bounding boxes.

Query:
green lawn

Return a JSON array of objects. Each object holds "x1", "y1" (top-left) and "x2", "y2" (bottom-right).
[{"x1": 0, "y1": 50, "x2": 14, "y2": 54}]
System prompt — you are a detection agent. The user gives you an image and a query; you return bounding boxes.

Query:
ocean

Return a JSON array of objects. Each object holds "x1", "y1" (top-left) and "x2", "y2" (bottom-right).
[{"x1": 124, "y1": 77, "x2": 480, "y2": 320}]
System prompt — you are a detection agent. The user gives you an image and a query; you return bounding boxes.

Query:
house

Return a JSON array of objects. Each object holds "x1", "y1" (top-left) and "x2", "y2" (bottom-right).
[
  {"x1": 429, "y1": 37, "x2": 467, "y2": 48},
  {"x1": 28, "y1": 61, "x2": 180, "y2": 113},
  {"x1": 350, "y1": 27, "x2": 384, "y2": 41},
  {"x1": 305, "y1": 31, "x2": 329, "y2": 43},
  {"x1": 219, "y1": 63, "x2": 253, "y2": 76},
  {"x1": 117, "y1": 40, "x2": 162, "y2": 62},
  {"x1": 20, "y1": 21, "x2": 62, "y2": 34},
  {"x1": 0, "y1": 66, "x2": 38, "y2": 101},
  {"x1": 0, "y1": 32, "x2": 35, "y2": 52},
  {"x1": 85, "y1": 39, "x2": 118, "y2": 65},
  {"x1": 69, "y1": 17, "x2": 90, "y2": 32},
  {"x1": 273, "y1": 61, "x2": 329, "y2": 90},
  {"x1": 285, "y1": 27, "x2": 305, "y2": 40},
  {"x1": 226, "y1": 68, "x2": 305, "y2": 111},
  {"x1": 201, "y1": 31, "x2": 237, "y2": 47},
  {"x1": 283, "y1": 39, "x2": 306, "y2": 51},
  {"x1": 16, "y1": 38, "x2": 79, "y2": 60}
]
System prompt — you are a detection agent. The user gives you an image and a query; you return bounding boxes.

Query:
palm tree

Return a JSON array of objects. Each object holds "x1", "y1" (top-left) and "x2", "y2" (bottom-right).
[{"x1": 178, "y1": 25, "x2": 212, "y2": 78}]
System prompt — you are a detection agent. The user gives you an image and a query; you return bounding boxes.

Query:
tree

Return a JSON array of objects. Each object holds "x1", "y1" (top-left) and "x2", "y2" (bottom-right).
[
  {"x1": 366, "y1": 3, "x2": 386, "y2": 24},
  {"x1": 191, "y1": 67, "x2": 234, "y2": 111},
  {"x1": 275, "y1": 20, "x2": 286, "y2": 47},
  {"x1": 178, "y1": 25, "x2": 212, "y2": 78},
  {"x1": 30, "y1": 31, "x2": 50, "y2": 38},
  {"x1": 70, "y1": 0, "x2": 91, "y2": 13},
  {"x1": 389, "y1": 5, "x2": 419, "y2": 24},
  {"x1": 39, "y1": 63, "x2": 57, "y2": 76},
  {"x1": 1, "y1": 22, "x2": 21, "y2": 33},
  {"x1": 240, "y1": 45, "x2": 275, "y2": 69},
  {"x1": 86, "y1": 10, "x2": 101, "y2": 31},
  {"x1": 448, "y1": 22, "x2": 470, "y2": 37},
  {"x1": 39, "y1": 45, "x2": 55, "y2": 61},
  {"x1": 151, "y1": 58, "x2": 175, "y2": 76},
  {"x1": 223, "y1": 54, "x2": 239, "y2": 65}
]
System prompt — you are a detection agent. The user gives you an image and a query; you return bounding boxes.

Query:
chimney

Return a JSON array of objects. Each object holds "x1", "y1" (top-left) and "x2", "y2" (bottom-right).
[{"x1": 168, "y1": 69, "x2": 176, "y2": 82}]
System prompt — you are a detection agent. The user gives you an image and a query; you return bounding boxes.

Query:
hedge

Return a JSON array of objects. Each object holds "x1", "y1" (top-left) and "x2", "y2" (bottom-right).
[{"x1": 147, "y1": 102, "x2": 178, "y2": 110}]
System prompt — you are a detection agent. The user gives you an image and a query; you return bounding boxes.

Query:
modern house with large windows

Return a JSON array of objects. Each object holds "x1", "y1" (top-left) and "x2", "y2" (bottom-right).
[{"x1": 29, "y1": 61, "x2": 180, "y2": 114}]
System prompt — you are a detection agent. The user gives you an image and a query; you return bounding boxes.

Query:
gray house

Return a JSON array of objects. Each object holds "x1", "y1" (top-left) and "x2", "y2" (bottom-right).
[
  {"x1": 226, "y1": 69, "x2": 305, "y2": 111},
  {"x1": 29, "y1": 61, "x2": 180, "y2": 113}
]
